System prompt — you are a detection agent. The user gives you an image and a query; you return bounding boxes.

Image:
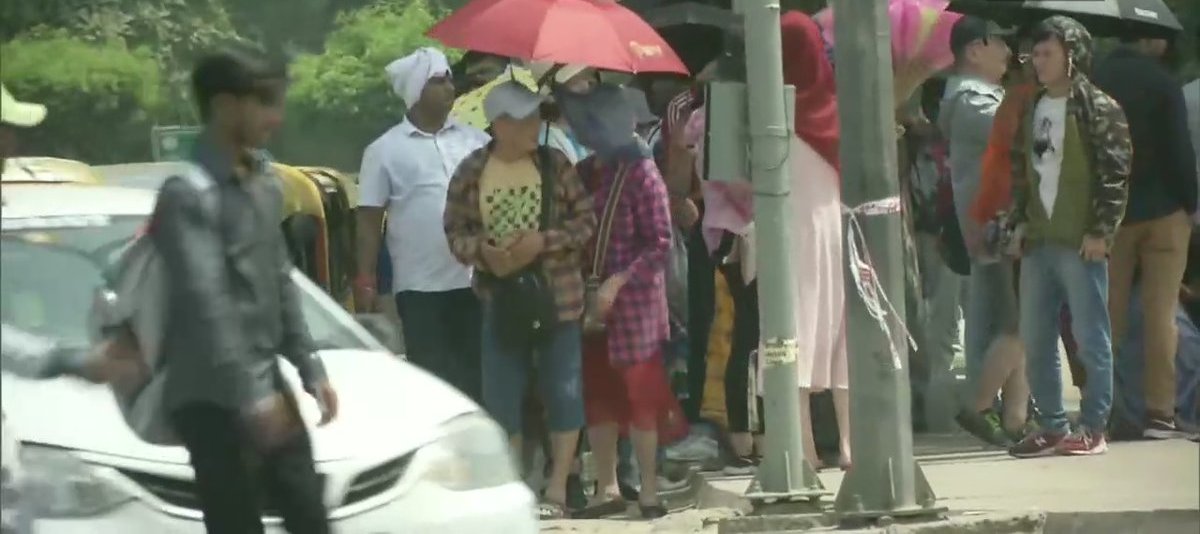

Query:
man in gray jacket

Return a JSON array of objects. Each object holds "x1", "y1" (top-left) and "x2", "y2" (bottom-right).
[
  {"x1": 938, "y1": 16, "x2": 1028, "y2": 445},
  {"x1": 150, "y1": 48, "x2": 337, "y2": 534}
]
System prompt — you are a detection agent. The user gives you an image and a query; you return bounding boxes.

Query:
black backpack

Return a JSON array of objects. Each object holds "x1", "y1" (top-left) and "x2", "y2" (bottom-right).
[{"x1": 486, "y1": 146, "x2": 559, "y2": 351}]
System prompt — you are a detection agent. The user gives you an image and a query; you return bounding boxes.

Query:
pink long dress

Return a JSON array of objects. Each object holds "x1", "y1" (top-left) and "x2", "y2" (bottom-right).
[
  {"x1": 787, "y1": 136, "x2": 847, "y2": 390},
  {"x1": 689, "y1": 109, "x2": 848, "y2": 391}
]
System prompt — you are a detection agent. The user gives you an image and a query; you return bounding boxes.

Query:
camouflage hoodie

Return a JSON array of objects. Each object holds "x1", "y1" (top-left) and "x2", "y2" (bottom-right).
[{"x1": 1010, "y1": 15, "x2": 1132, "y2": 242}]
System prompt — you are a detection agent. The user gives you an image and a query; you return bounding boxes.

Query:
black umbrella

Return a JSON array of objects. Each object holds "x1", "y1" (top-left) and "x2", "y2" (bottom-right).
[{"x1": 949, "y1": 0, "x2": 1183, "y2": 38}]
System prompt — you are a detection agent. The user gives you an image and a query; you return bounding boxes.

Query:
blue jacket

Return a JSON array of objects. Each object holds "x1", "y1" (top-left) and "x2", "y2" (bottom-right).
[{"x1": 1093, "y1": 46, "x2": 1198, "y2": 223}]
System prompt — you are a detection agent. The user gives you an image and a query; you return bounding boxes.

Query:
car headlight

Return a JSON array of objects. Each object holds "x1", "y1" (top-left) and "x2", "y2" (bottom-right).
[
  {"x1": 413, "y1": 412, "x2": 519, "y2": 491},
  {"x1": 17, "y1": 444, "x2": 131, "y2": 518}
]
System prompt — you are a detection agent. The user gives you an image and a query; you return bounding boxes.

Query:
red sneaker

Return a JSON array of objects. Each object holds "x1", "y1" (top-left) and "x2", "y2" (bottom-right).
[
  {"x1": 1056, "y1": 429, "x2": 1108, "y2": 456},
  {"x1": 1008, "y1": 430, "x2": 1067, "y2": 459}
]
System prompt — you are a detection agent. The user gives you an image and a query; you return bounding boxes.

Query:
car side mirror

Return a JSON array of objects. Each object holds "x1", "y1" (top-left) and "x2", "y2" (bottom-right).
[{"x1": 355, "y1": 313, "x2": 404, "y2": 355}]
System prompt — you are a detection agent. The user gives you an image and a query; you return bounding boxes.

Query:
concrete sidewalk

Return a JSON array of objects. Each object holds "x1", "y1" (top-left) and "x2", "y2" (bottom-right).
[{"x1": 540, "y1": 435, "x2": 1199, "y2": 533}]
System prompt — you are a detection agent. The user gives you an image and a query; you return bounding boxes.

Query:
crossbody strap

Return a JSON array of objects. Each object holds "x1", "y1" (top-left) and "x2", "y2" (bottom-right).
[
  {"x1": 536, "y1": 146, "x2": 555, "y2": 231},
  {"x1": 590, "y1": 162, "x2": 631, "y2": 278}
]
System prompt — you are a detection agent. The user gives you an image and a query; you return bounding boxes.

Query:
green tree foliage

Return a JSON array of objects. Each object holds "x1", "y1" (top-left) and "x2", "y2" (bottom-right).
[
  {"x1": 3, "y1": 0, "x2": 241, "y2": 123},
  {"x1": 1, "y1": 33, "x2": 163, "y2": 163},
  {"x1": 273, "y1": 0, "x2": 456, "y2": 169}
]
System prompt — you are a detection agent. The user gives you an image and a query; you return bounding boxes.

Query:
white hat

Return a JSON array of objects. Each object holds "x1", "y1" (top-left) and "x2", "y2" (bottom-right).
[
  {"x1": 484, "y1": 81, "x2": 545, "y2": 123},
  {"x1": 527, "y1": 62, "x2": 592, "y2": 89},
  {"x1": 1, "y1": 85, "x2": 47, "y2": 127}
]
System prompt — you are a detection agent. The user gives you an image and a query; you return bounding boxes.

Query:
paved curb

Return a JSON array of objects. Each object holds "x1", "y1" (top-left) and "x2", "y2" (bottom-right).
[
  {"x1": 700, "y1": 474, "x2": 1046, "y2": 533},
  {"x1": 1044, "y1": 510, "x2": 1200, "y2": 533}
]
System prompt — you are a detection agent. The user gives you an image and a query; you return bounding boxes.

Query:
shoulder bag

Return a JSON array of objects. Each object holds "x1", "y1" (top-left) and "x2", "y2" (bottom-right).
[{"x1": 490, "y1": 147, "x2": 560, "y2": 350}]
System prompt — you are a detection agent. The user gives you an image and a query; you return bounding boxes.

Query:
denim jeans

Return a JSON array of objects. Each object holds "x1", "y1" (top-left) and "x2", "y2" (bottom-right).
[
  {"x1": 1020, "y1": 245, "x2": 1113, "y2": 433},
  {"x1": 1115, "y1": 284, "x2": 1200, "y2": 428},
  {"x1": 480, "y1": 303, "x2": 584, "y2": 436}
]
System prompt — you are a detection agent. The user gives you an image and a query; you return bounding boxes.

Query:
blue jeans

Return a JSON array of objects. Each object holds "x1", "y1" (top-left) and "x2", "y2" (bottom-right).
[
  {"x1": 481, "y1": 304, "x2": 585, "y2": 436},
  {"x1": 965, "y1": 260, "x2": 1019, "y2": 391},
  {"x1": 1115, "y1": 284, "x2": 1200, "y2": 428},
  {"x1": 1020, "y1": 245, "x2": 1113, "y2": 433}
]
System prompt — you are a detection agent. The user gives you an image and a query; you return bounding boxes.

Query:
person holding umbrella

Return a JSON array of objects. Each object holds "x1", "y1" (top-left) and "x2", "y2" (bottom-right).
[
  {"x1": 1092, "y1": 28, "x2": 1198, "y2": 440},
  {"x1": 443, "y1": 80, "x2": 596, "y2": 519},
  {"x1": 1007, "y1": 16, "x2": 1132, "y2": 458}
]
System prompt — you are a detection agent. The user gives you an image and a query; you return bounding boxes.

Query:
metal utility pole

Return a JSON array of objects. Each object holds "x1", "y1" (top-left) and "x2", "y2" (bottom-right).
[
  {"x1": 830, "y1": 0, "x2": 943, "y2": 525},
  {"x1": 733, "y1": 0, "x2": 825, "y2": 504}
]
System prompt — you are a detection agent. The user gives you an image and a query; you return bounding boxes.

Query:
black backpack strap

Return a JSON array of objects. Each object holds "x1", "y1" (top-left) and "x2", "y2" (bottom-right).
[{"x1": 536, "y1": 146, "x2": 555, "y2": 231}]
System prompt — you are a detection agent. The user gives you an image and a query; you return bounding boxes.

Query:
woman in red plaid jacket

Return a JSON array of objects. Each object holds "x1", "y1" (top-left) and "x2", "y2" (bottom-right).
[{"x1": 560, "y1": 83, "x2": 688, "y2": 520}]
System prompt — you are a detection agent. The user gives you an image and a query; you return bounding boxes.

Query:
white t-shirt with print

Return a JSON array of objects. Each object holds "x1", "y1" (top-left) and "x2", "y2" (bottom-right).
[{"x1": 1033, "y1": 96, "x2": 1068, "y2": 219}]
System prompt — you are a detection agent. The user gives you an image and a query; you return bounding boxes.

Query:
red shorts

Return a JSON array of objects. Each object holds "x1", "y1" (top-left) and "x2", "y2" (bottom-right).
[{"x1": 582, "y1": 334, "x2": 688, "y2": 443}]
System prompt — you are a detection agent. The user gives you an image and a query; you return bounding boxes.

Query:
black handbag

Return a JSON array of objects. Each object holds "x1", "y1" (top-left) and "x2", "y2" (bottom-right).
[{"x1": 490, "y1": 147, "x2": 559, "y2": 350}]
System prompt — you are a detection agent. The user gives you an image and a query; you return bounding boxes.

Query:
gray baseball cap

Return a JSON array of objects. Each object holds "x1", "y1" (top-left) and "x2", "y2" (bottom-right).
[{"x1": 484, "y1": 80, "x2": 544, "y2": 123}]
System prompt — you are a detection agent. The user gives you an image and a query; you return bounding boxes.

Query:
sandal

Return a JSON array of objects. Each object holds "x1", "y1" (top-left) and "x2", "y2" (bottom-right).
[
  {"x1": 574, "y1": 496, "x2": 627, "y2": 519},
  {"x1": 639, "y1": 502, "x2": 668, "y2": 519},
  {"x1": 537, "y1": 498, "x2": 569, "y2": 520}
]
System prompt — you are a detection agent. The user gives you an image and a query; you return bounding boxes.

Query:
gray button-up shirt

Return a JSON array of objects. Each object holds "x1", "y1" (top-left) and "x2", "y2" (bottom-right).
[
  {"x1": 939, "y1": 74, "x2": 1005, "y2": 251},
  {"x1": 151, "y1": 134, "x2": 326, "y2": 412}
]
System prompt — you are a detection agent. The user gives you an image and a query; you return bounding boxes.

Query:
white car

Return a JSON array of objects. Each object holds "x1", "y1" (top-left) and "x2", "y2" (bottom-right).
[{"x1": 0, "y1": 180, "x2": 538, "y2": 533}]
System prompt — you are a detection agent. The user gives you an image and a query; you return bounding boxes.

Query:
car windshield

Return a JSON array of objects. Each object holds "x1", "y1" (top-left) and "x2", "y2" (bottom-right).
[{"x1": 0, "y1": 215, "x2": 373, "y2": 352}]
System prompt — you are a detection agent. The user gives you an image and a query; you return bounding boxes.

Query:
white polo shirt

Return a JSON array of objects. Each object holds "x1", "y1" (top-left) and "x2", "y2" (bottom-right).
[{"x1": 358, "y1": 118, "x2": 490, "y2": 293}]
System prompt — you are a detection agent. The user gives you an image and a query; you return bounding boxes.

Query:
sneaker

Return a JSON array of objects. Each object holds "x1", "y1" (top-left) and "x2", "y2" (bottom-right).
[
  {"x1": 1006, "y1": 419, "x2": 1039, "y2": 444},
  {"x1": 1009, "y1": 430, "x2": 1067, "y2": 458},
  {"x1": 1144, "y1": 417, "x2": 1188, "y2": 440},
  {"x1": 956, "y1": 409, "x2": 1012, "y2": 447},
  {"x1": 1056, "y1": 429, "x2": 1108, "y2": 456},
  {"x1": 722, "y1": 455, "x2": 758, "y2": 476}
]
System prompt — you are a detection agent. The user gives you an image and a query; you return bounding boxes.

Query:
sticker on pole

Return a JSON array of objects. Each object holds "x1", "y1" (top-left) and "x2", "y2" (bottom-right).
[{"x1": 760, "y1": 338, "x2": 798, "y2": 366}]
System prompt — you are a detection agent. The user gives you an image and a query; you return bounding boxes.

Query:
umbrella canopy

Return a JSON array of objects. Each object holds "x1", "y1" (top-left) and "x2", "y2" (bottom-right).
[
  {"x1": 427, "y1": 0, "x2": 690, "y2": 74},
  {"x1": 948, "y1": 0, "x2": 1183, "y2": 37}
]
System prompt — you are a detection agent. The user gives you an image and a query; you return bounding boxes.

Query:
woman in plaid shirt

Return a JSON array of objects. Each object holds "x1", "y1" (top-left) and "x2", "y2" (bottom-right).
[{"x1": 560, "y1": 83, "x2": 688, "y2": 519}]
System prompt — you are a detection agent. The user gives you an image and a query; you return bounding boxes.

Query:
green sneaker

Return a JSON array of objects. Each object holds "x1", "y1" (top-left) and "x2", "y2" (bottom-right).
[{"x1": 956, "y1": 409, "x2": 1012, "y2": 447}]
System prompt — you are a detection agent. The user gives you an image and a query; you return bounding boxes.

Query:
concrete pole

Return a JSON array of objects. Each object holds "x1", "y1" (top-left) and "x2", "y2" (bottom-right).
[
  {"x1": 830, "y1": 0, "x2": 944, "y2": 525},
  {"x1": 734, "y1": 0, "x2": 826, "y2": 504}
]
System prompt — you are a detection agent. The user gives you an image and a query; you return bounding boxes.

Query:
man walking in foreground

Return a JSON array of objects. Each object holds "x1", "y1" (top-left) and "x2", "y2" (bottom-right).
[
  {"x1": 1008, "y1": 16, "x2": 1131, "y2": 458},
  {"x1": 1093, "y1": 35, "x2": 1199, "y2": 439},
  {"x1": 153, "y1": 49, "x2": 338, "y2": 533},
  {"x1": 356, "y1": 48, "x2": 490, "y2": 402}
]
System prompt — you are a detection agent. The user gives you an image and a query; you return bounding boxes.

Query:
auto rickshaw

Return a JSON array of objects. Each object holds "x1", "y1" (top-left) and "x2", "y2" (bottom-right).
[{"x1": 276, "y1": 164, "x2": 358, "y2": 312}]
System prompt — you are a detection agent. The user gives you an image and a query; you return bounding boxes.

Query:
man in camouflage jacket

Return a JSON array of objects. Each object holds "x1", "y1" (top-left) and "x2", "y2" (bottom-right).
[{"x1": 1008, "y1": 15, "x2": 1132, "y2": 459}]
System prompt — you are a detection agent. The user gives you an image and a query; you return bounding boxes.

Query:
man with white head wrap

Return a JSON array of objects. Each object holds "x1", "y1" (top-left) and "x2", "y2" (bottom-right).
[{"x1": 356, "y1": 47, "x2": 490, "y2": 402}]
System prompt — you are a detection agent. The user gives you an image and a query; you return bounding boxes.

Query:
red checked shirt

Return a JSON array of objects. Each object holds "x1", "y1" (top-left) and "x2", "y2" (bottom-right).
[{"x1": 580, "y1": 155, "x2": 673, "y2": 367}]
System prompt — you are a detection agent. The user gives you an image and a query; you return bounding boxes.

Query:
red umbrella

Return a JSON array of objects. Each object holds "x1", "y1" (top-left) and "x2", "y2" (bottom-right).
[{"x1": 428, "y1": 0, "x2": 690, "y2": 75}]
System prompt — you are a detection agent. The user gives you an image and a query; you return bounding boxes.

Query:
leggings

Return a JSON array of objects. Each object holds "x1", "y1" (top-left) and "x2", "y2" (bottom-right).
[{"x1": 722, "y1": 264, "x2": 763, "y2": 434}]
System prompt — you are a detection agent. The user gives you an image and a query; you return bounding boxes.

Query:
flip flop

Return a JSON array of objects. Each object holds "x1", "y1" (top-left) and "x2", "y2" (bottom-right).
[
  {"x1": 537, "y1": 498, "x2": 569, "y2": 520},
  {"x1": 573, "y1": 497, "x2": 627, "y2": 519}
]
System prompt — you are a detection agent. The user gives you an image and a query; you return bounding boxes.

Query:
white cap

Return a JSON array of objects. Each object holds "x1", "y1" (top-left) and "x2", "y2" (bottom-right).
[
  {"x1": 528, "y1": 62, "x2": 591, "y2": 88},
  {"x1": 1, "y1": 85, "x2": 47, "y2": 127},
  {"x1": 484, "y1": 81, "x2": 545, "y2": 123}
]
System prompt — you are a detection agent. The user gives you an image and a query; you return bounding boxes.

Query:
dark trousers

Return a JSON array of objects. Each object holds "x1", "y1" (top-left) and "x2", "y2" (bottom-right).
[
  {"x1": 395, "y1": 288, "x2": 483, "y2": 403},
  {"x1": 171, "y1": 404, "x2": 328, "y2": 534},
  {"x1": 686, "y1": 225, "x2": 716, "y2": 420},
  {"x1": 721, "y1": 264, "x2": 762, "y2": 434}
]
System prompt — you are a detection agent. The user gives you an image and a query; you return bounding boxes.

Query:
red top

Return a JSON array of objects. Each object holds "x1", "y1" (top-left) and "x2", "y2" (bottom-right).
[
  {"x1": 970, "y1": 83, "x2": 1038, "y2": 223},
  {"x1": 781, "y1": 10, "x2": 841, "y2": 174}
]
